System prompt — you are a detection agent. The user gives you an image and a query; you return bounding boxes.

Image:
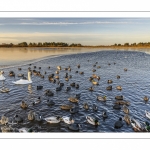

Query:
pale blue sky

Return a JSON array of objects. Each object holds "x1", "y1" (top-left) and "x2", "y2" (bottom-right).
[{"x1": 0, "y1": 18, "x2": 150, "y2": 45}]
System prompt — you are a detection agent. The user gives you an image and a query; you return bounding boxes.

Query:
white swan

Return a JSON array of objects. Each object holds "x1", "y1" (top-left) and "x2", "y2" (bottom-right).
[
  {"x1": 12, "y1": 71, "x2": 32, "y2": 84},
  {"x1": 0, "y1": 71, "x2": 5, "y2": 81}
]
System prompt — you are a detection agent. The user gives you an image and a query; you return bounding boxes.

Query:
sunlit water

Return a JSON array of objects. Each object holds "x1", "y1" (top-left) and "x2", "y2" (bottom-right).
[{"x1": 0, "y1": 48, "x2": 150, "y2": 132}]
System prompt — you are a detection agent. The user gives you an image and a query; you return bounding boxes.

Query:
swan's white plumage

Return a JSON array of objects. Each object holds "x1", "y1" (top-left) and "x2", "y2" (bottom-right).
[{"x1": 0, "y1": 71, "x2": 5, "y2": 81}]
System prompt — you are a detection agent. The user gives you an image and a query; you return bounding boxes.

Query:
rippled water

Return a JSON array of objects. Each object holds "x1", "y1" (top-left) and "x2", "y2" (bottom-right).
[{"x1": 1, "y1": 49, "x2": 150, "y2": 132}]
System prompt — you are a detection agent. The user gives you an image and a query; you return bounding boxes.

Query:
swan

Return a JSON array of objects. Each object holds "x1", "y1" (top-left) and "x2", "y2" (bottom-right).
[
  {"x1": 0, "y1": 71, "x2": 5, "y2": 81},
  {"x1": 12, "y1": 71, "x2": 32, "y2": 85}
]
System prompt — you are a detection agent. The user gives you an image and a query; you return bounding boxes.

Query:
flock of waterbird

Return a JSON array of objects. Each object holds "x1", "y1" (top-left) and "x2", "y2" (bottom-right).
[{"x1": 0, "y1": 60, "x2": 150, "y2": 132}]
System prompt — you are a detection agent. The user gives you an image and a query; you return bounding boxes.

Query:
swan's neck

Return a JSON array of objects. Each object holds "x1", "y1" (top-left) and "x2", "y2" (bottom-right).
[{"x1": 28, "y1": 72, "x2": 32, "y2": 81}]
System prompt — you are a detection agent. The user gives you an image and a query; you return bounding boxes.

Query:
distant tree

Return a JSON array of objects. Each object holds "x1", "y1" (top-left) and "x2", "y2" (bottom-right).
[
  {"x1": 118, "y1": 44, "x2": 121, "y2": 46},
  {"x1": 124, "y1": 43, "x2": 129, "y2": 46},
  {"x1": 114, "y1": 43, "x2": 117, "y2": 46}
]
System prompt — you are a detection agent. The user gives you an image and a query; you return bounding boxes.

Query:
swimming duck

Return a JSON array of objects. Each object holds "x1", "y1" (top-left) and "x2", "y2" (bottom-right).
[
  {"x1": 62, "y1": 116, "x2": 74, "y2": 124},
  {"x1": 49, "y1": 74, "x2": 54, "y2": 78},
  {"x1": 52, "y1": 79, "x2": 56, "y2": 83},
  {"x1": 0, "y1": 71, "x2": 6, "y2": 80},
  {"x1": 68, "y1": 67, "x2": 71, "y2": 71},
  {"x1": 77, "y1": 64, "x2": 80, "y2": 68},
  {"x1": 34, "y1": 66, "x2": 36, "y2": 69},
  {"x1": 1, "y1": 125, "x2": 13, "y2": 133},
  {"x1": 86, "y1": 116, "x2": 99, "y2": 126},
  {"x1": 117, "y1": 75, "x2": 120, "y2": 79},
  {"x1": 28, "y1": 111, "x2": 35, "y2": 121},
  {"x1": 89, "y1": 77, "x2": 94, "y2": 81},
  {"x1": 79, "y1": 72, "x2": 84, "y2": 75},
  {"x1": 123, "y1": 105, "x2": 129, "y2": 114},
  {"x1": 18, "y1": 74, "x2": 24, "y2": 77},
  {"x1": 92, "y1": 69, "x2": 96, "y2": 72},
  {"x1": 114, "y1": 118, "x2": 123, "y2": 129},
  {"x1": 75, "y1": 93, "x2": 81, "y2": 99},
  {"x1": 69, "y1": 75, "x2": 72, "y2": 79},
  {"x1": 18, "y1": 68, "x2": 22, "y2": 71},
  {"x1": 115, "y1": 95, "x2": 123, "y2": 100},
  {"x1": 97, "y1": 96, "x2": 106, "y2": 101},
  {"x1": 83, "y1": 103, "x2": 89, "y2": 110},
  {"x1": 115, "y1": 101, "x2": 130, "y2": 106},
  {"x1": 18, "y1": 127, "x2": 33, "y2": 133},
  {"x1": 47, "y1": 99, "x2": 55, "y2": 106},
  {"x1": 60, "y1": 105, "x2": 73, "y2": 110},
  {"x1": 48, "y1": 66, "x2": 50, "y2": 69},
  {"x1": 34, "y1": 113, "x2": 43, "y2": 122},
  {"x1": 107, "y1": 80, "x2": 113, "y2": 84},
  {"x1": 0, "y1": 87, "x2": 10, "y2": 93},
  {"x1": 12, "y1": 70, "x2": 32, "y2": 84},
  {"x1": 92, "y1": 80, "x2": 99, "y2": 85},
  {"x1": 113, "y1": 104, "x2": 121, "y2": 110},
  {"x1": 65, "y1": 77, "x2": 69, "y2": 81},
  {"x1": 70, "y1": 106, "x2": 79, "y2": 114},
  {"x1": 55, "y1": 76, "x2": 59, "y2": 79},
  {"x1": 0, "y1": 116, "x2": 9, "y2": 125},
  {"x1": 75, "y1": 84, "x2": 79, "y2": 89},
  {"x1": 59, "y1": 83, "x2": 64, "y2": 87},
  {"x1": 93, "y1": 104, "x2": 98, "y2": 111},
  {"x1": 55, "y1": 70, "x2": 59, "y2": 74},
  {"x1": 130, "y1": 118, "x2": 142, "y2": 132},
  {"x1": 108, "y1": 63, "x2": 111, "y2": 65},
  {"x1": 145, "y1": 110, "x2": 150, "y2": 120},
  {"x1": 70, "y1": 82, "x2": 75, "y2": 87},
  {"x1": 97, "y1": 66, "x2": 101, "y2": 69},
  {"x1": 97, "y1": 76, "x2": 100, "y2": 80},
  {"x1": 45, "y1": 116, "x2": 62, "y2": 124},
  {"x1": 9, "y1": 71, "x2": 15, "y2": 77},
  {"x1": 124, "y1": 68, "x2": 127, "y2": 71},
  {"x1": 32, "y1": 97, "x2": 41, "y2": 105},
  {"x1": 14, "y1": 114, "x2": 23, "y2": 123},
  {"x1": 45, "y1": 90, "x2": 54, "y2": 96},
  {"x1": 45, "y1": 71, "x2": 47, "y2": 74},
  {"x1": 124, "y1": 115, "x2": 131, "y2": 125},
  {"x1": 88, "y1": 87, "x2": 94, "y2": 91},
  {"x1": 57, "y1": 66, "x2": 61, "y2": 70},
  {"x1": 92, "y1": 74, "x2": 97, "y2": 78},
  {"x1": 68, "y1": 123, "x2": 81, "y2": 131},
  {"x1": 37, "y1": 86, "x2": 43, "y2": 90},
  {"x1": 21, "y1": 100, "x2": 28, "y2": 109},
  {"x1": 102, "y1": 111, "x2": 108, "y2": 119},
  {"x1": 144, "y1": 96, "x2": 149, "y2": 101},
  {"x1": 66, "y1": 86, "x2": 71, "y2": 91},
  {"x1": 106, "y1": 85, "x2": 112, "y2": 90},
  {"x1": 75, "y1": 71, "x2": 78, "y2": 73},
  {"x1": 116, "y1": 86, "x2": 122, "y2": 90},
  {"x1": 68, "y1": 97, "x2": 79, "y2": 103},
  {"x1": 144, "y1": 122, "x2": 150, "y2": 132},
  {"x1": 93, "y1": 64, "x2": 96, "y2": 67},
  {"x1": 56, "y1": 86, "x2": 62, "y2": 91}
]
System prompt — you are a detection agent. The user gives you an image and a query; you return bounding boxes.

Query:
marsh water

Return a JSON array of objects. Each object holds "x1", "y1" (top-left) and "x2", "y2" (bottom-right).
[{"x1": 0, "y1": 48, "x2": 150, "y2": 132}]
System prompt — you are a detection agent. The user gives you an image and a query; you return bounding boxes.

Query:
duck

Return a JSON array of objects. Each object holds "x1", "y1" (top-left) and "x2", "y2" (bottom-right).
[
  {"x1": 18, "y1": 74, "x2": 24, "y2": 77},
  {"x1": 116, "y1": 86, "x2": 122, "y2": 90},
  {"x1": 123, "y1": 105, "x2": 129, "y2": 114},
  {"x1": 117, "y1": 75, "x2": 120, "y2": 79},
  {"x1": 97, "y1": 76, "x2": 100, "y2": 80},
  {"x1": 130, "y1": 118, "x2": 142, "y2": 132},
  {"x1": 93, "y1": 64, "x2": 96, "y2": 67},
  {"x1": 113, "y1": 104, "x2": 121, "y2": 110},
  {"x1": 28, "y1": 111, "x2": 35, "y2": 121},
  {"x1": 1, "y1": 125, "x2": 13, "y2": 133},
  {"x1": 68, "y1": 97, "x2": 79, "y2": 103},
  {"x1": 77, "y1": 64, "x2": 80, "y2": 68},
  {"x1": 0, "y1": 71, "x2": 6, "y2": 80},
  {"x1": 18, "y1": 68, "x2": 22, "y2": 71},
  {"x1": 106, "y1": 85, "x2": 112, "y2": 90},
  {"x1": 55, "y1": 70, "x2": 59, "y2": 74},
  {"x1": 60, "y1": 105, "x2": 73, "y2": 110},
  {"x1": 88, "y1": 87, "x2": 94, "y2": 91},
  {"x1": 68, "y1": 67, "x2": 71, "y2": 71},
  {"x1": 144, "y1": 122, "x2": 150, "y2": 132},
  {"x1": 124, "y1": 68, "x2": 127, "y2": 71},
  {"x1": 0, "y1": 116, "x2": 9, "y2": 125},
  {"x1": 114, "y1": 118, "x2": 123, "y2": 129},
  {"x1": 97, "y1": 66, "x2": 101, "y2": 69},
  {"x1": 75, "y1": 93, "x2": 81, "y2": 99},
  {"x1": 48, "y1": 66, "x2": 50, "y2": 69},
  {"x1": 18, "y1": 127, "x2": 33, "y2": 133},
  {"x1": 9, "y1": 71, "x2": 15, "y2": 77},
  {"x1": 92, "y1": 80, "x2": 99, "y2": 85},
  {"x1": 47, "y1": 99, "x2": 55, "y2": 106},
  {"x1": 45, "y1": 116, "x2": 62, "y2": 124},
  {"x1": 62, "y1": 116, "x2": 74, "y2": 124},
  {"x1": 0, "y1": 87, "x2": 10, "y2": 93},
  {"x1": 65, "y1": 77, "x2": 69, "y2": 81},
  {"x1": 34, "y1": 113, "x2": 43, "y2": 122},
  {"x1": 75, "y1": 71, "x2": 78, "y2": 73},
  {"x1": 92, "y1": 69, "x2": 96, "y2": 72},
  {"x1": 144, "y1": 96, "x2": 149, "y2": 101},
  {"x1": 57, "y1": 66, "x2": 61, "y2": 70},
  {"x1": 14, "y1": 114, "x2": 23, "y2": 123},
  {"x1": 59, "y1": 83, "x2": 64, "y2": 87},
  {"x1": 79, "y1": 72, "x2": 84, "y2": 75},
  {"x1": 75, "y1": 84, "x2": 79, "y2": 89},
  {"x1": 92, "y1": 74, "x2": 97, "y2": 78},
  {"x1": 107, "y1": 80, "x2": 113, "y2": 84},
  {"x1": 55, "y1": 76, "x2": 59, "y2": 79},
  {"x1": 70, "y1": 82, "x2": 75, "y2": 87},
  {"x1": 145, "y1": 110, "x2": 150, "y2": 120},
  {"x1": 56, "y1": 86, "x2": 62, "y2": 91},
  {"x1": 93, "y1": 104, "x2": 98, "y2": 111},
  {"x1": 66, "y1": 86, "x2": 71, "y2": 91},
  {"x1": 20, "y1": 100, "x2": 28, "y2": 109},
  {"x1": 12, "y1": 70, "x2": 32, "y2": 84},
  {"x1": 37, "y1": 86, "x2": 43, "y2": 90},
  {"x1": 70, "y1": 106, "x2": 79, "y2": 114},
  {"x1": 102, "y1": 111, "x2": 108, "y2": 118},
  {"x1": 124, "y1": 114, "x2": 131, "y2": 125},
  {"x1": 48, "y1": 74, "x2": 54, "y2": 78},
  {"x1": 45, "y1": 90, "x2": 54, "y2": 96},
  {"x1": 97, "y1": 96, "x2": 106, "y2": 101},
  {"x1": 68, "y1": 124, "x2": 81, "y2": 131},
  {"x1": 86, "y1": 116, "x2": 99, "y2": 126},
  {"x1": 83, "y1": 103, "x2": 89, "y2": 110},
  {"x1": 115, "y1": 101, "x2": 130, "y2": 106},
  {"x1": 115, "y1": 95, "x2": 123, "y2": 100},
  {"x1": 32, "y1": 97, "x2": 41, "y2": 105}
]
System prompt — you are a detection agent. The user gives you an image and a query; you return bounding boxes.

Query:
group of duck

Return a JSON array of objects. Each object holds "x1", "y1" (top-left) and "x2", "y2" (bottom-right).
[{"x1": 0, "y1": 60, "x2": 150, "y2": 132}]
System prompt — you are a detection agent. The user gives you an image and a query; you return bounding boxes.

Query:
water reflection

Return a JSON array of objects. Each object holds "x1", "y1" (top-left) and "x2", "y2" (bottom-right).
[{"x1": 28, "y1": 84, "x2": 33, "y2": 94}]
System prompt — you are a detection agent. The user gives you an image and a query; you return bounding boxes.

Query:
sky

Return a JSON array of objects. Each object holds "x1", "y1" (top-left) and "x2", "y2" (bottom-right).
[{"x1": 0, "y1": 18, "x2": 150, "y2": 45}]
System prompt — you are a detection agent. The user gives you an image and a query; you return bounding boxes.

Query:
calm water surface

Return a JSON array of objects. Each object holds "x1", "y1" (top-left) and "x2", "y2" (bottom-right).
[{"x1": 0, "y1": 48, "x2": 150, "y2": 132}]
